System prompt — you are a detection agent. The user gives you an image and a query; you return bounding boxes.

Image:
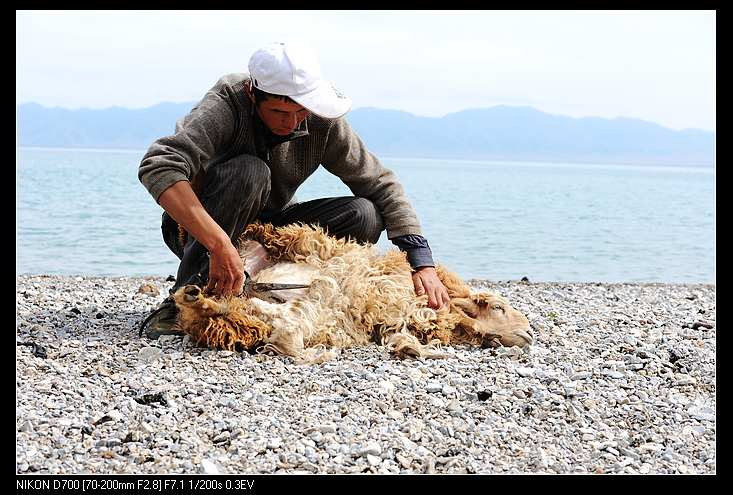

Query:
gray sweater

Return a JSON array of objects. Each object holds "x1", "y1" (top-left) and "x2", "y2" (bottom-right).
[{"x1": 138, "y1": 73, "x2": 423, "y2": 240}]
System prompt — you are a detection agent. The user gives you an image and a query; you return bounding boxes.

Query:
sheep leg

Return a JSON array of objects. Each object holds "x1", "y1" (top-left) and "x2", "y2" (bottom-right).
[
  {"x1": 241, "y1": 222, "x2": 352, "y2": 263},
  {"x1": 239, "y1": 239, "x2": 275, "y2": 277}
]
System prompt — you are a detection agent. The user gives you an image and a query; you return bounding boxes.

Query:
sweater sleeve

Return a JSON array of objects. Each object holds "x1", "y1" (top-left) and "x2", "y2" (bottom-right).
[
  {"x1": 391, "y1": 234, "x2": 436, "y2": 269},
  {"x1": 320, "y1": 117, "x2": 422, "y2": 239},
  {"x1": 138, "y1": 93, "x2": 237, "y2": 203}
]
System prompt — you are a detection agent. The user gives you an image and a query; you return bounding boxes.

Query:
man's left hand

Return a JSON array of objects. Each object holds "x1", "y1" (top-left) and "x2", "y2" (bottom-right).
[{"x1": 412, "y1": 267, "x2": 450, "y2": 310}]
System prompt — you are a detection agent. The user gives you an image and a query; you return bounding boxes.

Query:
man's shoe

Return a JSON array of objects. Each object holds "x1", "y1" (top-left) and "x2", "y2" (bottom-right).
[{"x1": 138, "y1": 297, "x2": 182, "y2": 339}]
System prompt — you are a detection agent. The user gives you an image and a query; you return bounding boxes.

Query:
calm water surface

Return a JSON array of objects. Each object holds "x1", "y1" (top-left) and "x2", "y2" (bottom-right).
[{"x1": 17, "y1": 147, "x2": 715, "y2": 283}]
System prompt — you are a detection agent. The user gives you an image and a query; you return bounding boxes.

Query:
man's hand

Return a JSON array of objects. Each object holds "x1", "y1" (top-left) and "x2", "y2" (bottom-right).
[
  {"x1": 158, "y1": 181, "x2": 245, "y2": 297},
  {"x1": 206, "y1": 241, "x2": 245, "y2": 296},
  {"x1": 412, "y1": 266, "x2": 450, "y2": 310}
]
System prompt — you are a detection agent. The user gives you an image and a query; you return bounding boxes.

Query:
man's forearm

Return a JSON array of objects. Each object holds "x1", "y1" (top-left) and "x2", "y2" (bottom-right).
[{"x1": 157, "y1": 180, "x2": 231, "y2": 254}]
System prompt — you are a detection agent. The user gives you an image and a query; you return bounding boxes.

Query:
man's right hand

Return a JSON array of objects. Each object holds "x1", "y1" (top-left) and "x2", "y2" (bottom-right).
[
  {"x1": 158, "y1": 181, "x2": 245, "y2": 297},
  {"x1": 205, "y1": 240, "x2": 245, "y2": 297}
]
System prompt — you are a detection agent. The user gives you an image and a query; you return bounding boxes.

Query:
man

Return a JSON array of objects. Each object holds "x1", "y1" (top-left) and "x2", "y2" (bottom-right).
[{"x1": 138, "y1": 41, "x2": 450, "y2": 337}]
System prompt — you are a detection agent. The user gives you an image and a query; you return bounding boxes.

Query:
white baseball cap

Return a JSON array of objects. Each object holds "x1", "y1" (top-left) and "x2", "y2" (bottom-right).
[{"x1": 248, "y1": 41, "x2": 352, "y2": 119}]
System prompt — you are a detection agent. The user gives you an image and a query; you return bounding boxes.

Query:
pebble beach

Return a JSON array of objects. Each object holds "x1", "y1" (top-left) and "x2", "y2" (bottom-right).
[{"x1": 16, "y1": 274, "x2": 716, "y2": 475}]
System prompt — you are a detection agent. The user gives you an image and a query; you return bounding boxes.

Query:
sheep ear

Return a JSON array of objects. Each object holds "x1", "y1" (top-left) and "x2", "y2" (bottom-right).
[{"x1": 452, "y1": 297, "x2": 478, "y2": 317}]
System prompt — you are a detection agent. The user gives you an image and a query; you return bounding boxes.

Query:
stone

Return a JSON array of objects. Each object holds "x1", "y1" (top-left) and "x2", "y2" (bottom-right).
[
  {"x1": 639, "y1": 443, "x2": 663, "y2": 453},
  {"x1": 199, "y1": 459, "x2": 222, "y2": 474},
  {"x1": 426, "y1": 382, "x2": 442, "y2": 393},
  {"x1": 442, "y1": 384, "x2": 457, "y2": 396},
  {"x1": 395, "y1": 453, "x2": 412, "y2": 469},
  {"x1": 446, "y1": 400, "x2": 462, "y2": 413},
  {"x1": 675, "y1": 375, "x2": 697, "y2": 387},
  {"x1": 361, "y1": 442, "x2": 382, "y2": 457},
  {"x1": 604, "y1": 370, "x2": 625, "y2": 379},
  {"x1": 378, "y1": 380, "x2": 395, "y2": 395},
  {"x1": 138, "y1": 347, "x2": 163, "y2": 362},
  {"x1": 572, "y1": 371, "x2": 592, "y2": 380}
]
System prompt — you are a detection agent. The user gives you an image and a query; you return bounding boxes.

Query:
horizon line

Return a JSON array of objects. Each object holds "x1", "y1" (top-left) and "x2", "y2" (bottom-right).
[{"x1": 16, "y1": 100, "x2": 715, "y2": 134}]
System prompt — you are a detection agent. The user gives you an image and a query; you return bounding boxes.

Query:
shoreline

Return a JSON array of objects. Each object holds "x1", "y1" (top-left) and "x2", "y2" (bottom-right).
[
  {"x1": 17, "y1": 273, "x2": 716, "y2": 287},
  {"x1": 17, "y1": 275, "x2": 716, "y2": 474}
]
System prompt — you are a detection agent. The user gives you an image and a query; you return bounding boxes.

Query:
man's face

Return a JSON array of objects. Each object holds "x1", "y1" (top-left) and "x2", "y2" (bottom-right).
[{"x1": 255, "y1": 97, "x2": 310, "y2": 136}]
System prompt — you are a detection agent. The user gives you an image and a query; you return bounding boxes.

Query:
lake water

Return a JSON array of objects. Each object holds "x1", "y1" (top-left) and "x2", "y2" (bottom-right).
[{"x1": 17, "y1": 147, "x2": 715, "y2": 283}]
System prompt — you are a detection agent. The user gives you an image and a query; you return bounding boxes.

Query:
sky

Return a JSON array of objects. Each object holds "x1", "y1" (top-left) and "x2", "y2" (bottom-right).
[{"x1": 16, "y1": 10, "x2": 716, "y2": 132}]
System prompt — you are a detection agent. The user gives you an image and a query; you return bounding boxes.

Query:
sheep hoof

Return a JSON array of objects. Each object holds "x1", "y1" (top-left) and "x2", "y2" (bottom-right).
[{"x1": 183, "y1": 285, "x2": 201, "y2": 302}]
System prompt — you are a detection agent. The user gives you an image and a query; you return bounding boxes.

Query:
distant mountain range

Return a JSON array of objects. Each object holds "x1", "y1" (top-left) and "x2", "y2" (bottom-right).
[{"x1": 17, "y1": 102, "x2": 714, "y2": 167}]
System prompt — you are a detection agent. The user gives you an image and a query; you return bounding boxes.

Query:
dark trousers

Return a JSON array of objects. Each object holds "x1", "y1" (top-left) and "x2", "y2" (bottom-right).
[{"x1": 161, "y1": 154, "x2": 384, "y2": 291}]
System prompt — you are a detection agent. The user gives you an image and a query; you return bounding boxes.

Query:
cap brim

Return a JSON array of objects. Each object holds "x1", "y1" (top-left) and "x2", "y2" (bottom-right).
[{"x1": 290, "y1": 82, "x2": 352, "y2": 119}]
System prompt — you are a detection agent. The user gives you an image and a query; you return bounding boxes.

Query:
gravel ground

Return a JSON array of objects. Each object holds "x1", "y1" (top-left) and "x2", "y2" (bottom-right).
[{"x1": 16, "y1": 274, "x2": 716, "y2": 474}]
